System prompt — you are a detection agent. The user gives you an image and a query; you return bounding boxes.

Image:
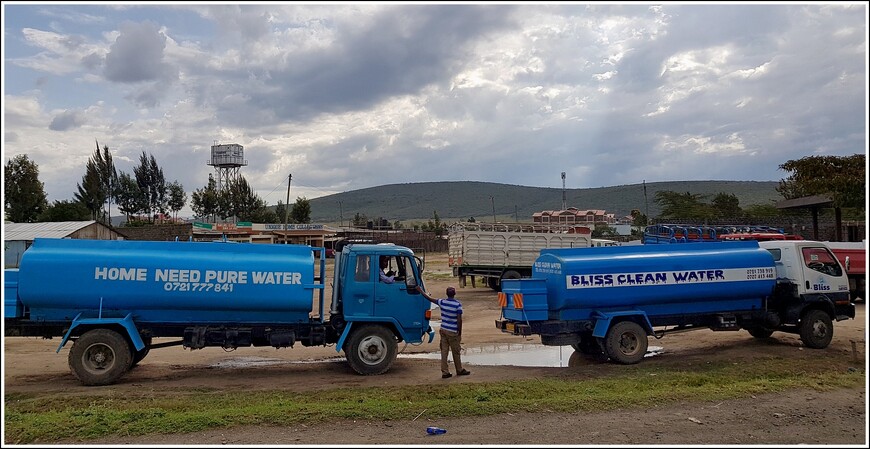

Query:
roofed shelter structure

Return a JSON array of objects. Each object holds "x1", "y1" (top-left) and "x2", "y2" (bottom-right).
[
  {"x1": 3, "y1": 220, "x2": 125, "y2": 268},
  {"x1": 775, "y1": 194, "x2": 839, "y2": 241}
]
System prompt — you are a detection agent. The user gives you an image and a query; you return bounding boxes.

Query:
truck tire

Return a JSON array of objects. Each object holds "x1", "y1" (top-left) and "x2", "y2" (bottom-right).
[
  {"x1": 603, "y1": 321, "x2": 648, "y2": 365},
  {"x1": 68, "y1": 329, "x2": 133, "y2": 386},
  {"x1": 487, "y1": 277, "x2": 500, "y2": 291},
  {"x1": 572, "y1": 334, "x2": 605, "y2": 357},
  {"x1": 502, "y1": 270, "x2": 522, "y2": 281},
  {"x1": 344, "y1": 325, "x2": 398, "y2": 375},
  {"x1": 799, "y1": 309, "x2": 833, "y2": 349},
  {"x1": 747, "y1": 327, "x2": 774, "y2": 339}
]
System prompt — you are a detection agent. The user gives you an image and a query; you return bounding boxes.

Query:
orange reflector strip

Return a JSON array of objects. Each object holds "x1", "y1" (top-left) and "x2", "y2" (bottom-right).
[
  {"x1": 425, "y1": 309, "x2": 432, "y2": 320},
  {"x1": 513, "y1": 293, "x2": 524, "y2": 310},
  {"x1": 497, "y1": 292, "x2": 507, "y2": 308}
]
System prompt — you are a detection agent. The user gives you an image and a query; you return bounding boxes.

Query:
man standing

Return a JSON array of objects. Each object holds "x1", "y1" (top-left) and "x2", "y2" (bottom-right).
[{"x1": 417, "y1": 286, "x2": 471, "y2": 378}]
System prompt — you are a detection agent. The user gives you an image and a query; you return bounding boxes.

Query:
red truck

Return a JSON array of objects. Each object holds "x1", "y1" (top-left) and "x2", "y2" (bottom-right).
[{"x1": 825, "y1": 241, "x2": 866, "y2": 302}]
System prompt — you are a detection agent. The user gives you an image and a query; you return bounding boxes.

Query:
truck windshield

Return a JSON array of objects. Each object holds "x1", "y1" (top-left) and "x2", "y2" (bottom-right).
[{"x1": 802, "y1": 247, "x2": 843, "y2": 277}]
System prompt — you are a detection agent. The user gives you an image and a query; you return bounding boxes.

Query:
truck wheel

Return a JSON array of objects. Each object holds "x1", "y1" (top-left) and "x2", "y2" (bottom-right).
[
  {"x1": 487, "y1": 277, "x2": 500, "y2": 291},
  {"x1": 68, "y1": 329, "x2": 133, "y2": 386},
  {"x1": 747, "y1": 327, "x2": 774, "y2": 339},
  {"x1": 572, "y1": 333, "x2": 605, "y2": 356},
  {"x1": 799, "y1": 309, "x2": 833, "y2": 349},
  {"x1": 129, "y1": 336, "x2": 152, "y2": 368},
  {"x1": 344, "y1": 325, "x2": 398, "y2": 375},
  {"x1": 502, "y1": 270, "x2": 522, "y2": 281},
  {"x1": 603, "y1": 321, "x2": 648, "y2": 364}
]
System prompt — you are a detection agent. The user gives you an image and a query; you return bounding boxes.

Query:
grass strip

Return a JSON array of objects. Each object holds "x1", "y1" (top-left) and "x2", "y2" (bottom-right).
[{"x1": 4, "y1": 355, "x2": 864, "y2": 444}]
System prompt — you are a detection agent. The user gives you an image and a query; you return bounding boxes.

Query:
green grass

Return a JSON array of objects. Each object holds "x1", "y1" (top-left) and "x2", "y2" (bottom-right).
[{"x1": 4, "y1": 355, "x2": 864, "y2": 444}]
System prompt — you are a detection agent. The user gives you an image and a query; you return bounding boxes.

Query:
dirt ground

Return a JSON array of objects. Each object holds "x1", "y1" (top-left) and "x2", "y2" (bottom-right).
[{"x1": 2, "y1": 252, "x2": 868, "y2": 445}]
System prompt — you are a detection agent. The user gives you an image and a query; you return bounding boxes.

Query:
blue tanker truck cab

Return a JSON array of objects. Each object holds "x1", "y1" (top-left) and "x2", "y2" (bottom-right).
[
  {"x1": 495, "y1": 240, "x2": 855, "y2": 364},
  {"x1": 4, "y1": 238, "x2": 434, "y2": 386},
  {"x1": 333, "y1": 244, "x2": 433, "y2": 350}
]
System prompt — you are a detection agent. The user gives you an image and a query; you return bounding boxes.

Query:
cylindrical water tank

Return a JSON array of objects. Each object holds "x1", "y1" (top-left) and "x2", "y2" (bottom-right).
[
  {"x1": 17, "y1": 238, "x2": 316, "y2": 324},
  {"x1": 533, "y1": 241, "x2": 776, "y2": 312}
]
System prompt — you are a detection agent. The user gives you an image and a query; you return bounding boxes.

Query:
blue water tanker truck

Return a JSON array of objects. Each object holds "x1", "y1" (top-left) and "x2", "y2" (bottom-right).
[
  {"x1": 4, "y1": 238, "x2": 434, "y2": 385},
  {"x1": 495, "y1": 240, "x2": 855, "y2": 363}
]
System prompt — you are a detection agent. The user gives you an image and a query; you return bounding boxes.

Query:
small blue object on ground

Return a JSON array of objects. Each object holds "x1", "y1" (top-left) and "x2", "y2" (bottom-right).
[{"x1": 427, "y1": 426, "x2": 447, "y2": 435}]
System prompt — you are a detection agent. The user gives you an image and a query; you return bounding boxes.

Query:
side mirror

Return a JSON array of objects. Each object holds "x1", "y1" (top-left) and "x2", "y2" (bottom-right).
[
  {"x1": 406, "y1": 278, "x2": 418, "y2": 290},
  {"x1": 845, "y1": 256, "x2": 851, "y2": 272}
]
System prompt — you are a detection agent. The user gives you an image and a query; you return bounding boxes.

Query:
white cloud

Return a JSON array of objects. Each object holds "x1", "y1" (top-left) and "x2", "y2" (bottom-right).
[{"x1": 2, "y1": 3, "x2": 865, "y2": 219}]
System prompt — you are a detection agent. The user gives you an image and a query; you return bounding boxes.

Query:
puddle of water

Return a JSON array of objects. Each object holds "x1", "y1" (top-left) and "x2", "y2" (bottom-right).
[
  {"x1": 209, "y1": 356, "x2": 343, "y2": 368},
  {"x1": 402, "y1": 344, "x2": 665, "y2": 368},
  {"x1": 208, "y1": 344, "x2": 665, "y2": 369}
]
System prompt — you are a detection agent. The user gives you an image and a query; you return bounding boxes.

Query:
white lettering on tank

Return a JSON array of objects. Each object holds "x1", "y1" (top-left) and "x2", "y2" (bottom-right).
[
  {"x1": 252, "y1": 271, "x2": 302, "y2": 284},
  {"x1": 203, "y1": 270, "x2": 248, "y2": 284},
  {"x1": 94, "y1": 267, "x2": 147, "y2": 281},
  {"x1": 155, "y1": 269, "x2": 202, "y2": 283}
]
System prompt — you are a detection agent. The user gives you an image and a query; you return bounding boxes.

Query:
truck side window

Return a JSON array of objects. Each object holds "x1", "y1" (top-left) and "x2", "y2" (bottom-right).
[
  {"x1": 399, "y1": 256, "x2": 418, "y2": 286},
  {"x1": 355, "y1": 255, "x2": 371, "y2": 282},
  {"x1": 801, "y1": 247, "x2": 842, "y2": 277}
]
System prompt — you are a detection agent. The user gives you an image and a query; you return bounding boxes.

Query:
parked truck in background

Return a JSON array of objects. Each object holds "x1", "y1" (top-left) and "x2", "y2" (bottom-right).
[
  {"x1": 4, "y1": 238, "x2": 434, "y2": 385},
  {"x1": 495, "y1": 240, "x2": 855, "y2": 364},
  {"x1": 448, "y1": 222, "x2": 592, "y2": 291},
  {"x1": 642, "y1": 224, "x2": 866, "y2": 302},
  {"x1": 825, "y1": 241, "x2": 866, "y2": 302}
]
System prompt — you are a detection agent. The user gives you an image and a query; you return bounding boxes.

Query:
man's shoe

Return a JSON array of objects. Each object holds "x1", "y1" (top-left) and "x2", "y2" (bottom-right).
[
  {"x1": 458, "y1": 369, "x2": 471, "y2": 376},
  {"x1": 442, "y1": 372, "x2": 452, "y2": 378}
]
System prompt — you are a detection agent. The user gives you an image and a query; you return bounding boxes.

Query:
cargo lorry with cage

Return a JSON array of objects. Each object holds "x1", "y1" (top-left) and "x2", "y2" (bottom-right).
[
  {"x1": 448, "y1": 222, "x2": 593, "y2": 291},
  {"x1": 3, "y1": 238, "x2": 434, "y2": 386},
  {"x1": 495, "y1": 240, "x2": 855, "y2": 364}
]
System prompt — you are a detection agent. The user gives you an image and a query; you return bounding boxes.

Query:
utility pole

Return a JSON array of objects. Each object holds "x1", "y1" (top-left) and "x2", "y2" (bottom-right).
[
  {"x1": 284, "y1": 174, "x2": 292, "y2": 238},
  {"x1": 515, "y1": 205, "x2": 518, "y2": 222},
  {"x1": 490, "y1": 196, "x2": 496, "y2": 223},
  {"x1": 339, "y1": 201, "x2": 343, "y2": 228},
  {"x1": 643, "y1": 179, "x2": 649, "y2": 225},
  {"x1": 561, "y1": 172, "x2": 567, "y2": 210}
]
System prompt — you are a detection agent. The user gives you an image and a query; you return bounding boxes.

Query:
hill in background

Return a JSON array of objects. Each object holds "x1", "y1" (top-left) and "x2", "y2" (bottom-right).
[{"x1": 306, "y1": 180, "x2": 783, "y2": 225}]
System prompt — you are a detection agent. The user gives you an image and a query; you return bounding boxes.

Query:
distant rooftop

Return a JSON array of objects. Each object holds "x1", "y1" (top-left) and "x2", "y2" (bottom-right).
[{"x1": 3, "y1": 221, "x2": 98, "y2": 241}]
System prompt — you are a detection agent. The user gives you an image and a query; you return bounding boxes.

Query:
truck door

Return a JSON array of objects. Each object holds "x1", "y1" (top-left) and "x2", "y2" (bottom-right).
[
  {"x1": 373, "y1": 255, "x2": 426, "y2": 329},
  {"x1": 798, "y1": 245, "x2": 850, "y2": 295},
  {"x1": 343, "y1": 254, "x2": 375, "y2": 317}
]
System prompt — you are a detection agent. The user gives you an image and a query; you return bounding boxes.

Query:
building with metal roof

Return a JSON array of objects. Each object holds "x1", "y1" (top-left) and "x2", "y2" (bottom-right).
[{"x1": 3, "y1": 221, "x2": 124, "y2": 268}]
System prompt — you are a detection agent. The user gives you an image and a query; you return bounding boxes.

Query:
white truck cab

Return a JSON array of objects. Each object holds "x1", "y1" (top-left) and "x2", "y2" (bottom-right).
[{"x1": 759, "y1": 240, "x2": 851, "y2": 299}]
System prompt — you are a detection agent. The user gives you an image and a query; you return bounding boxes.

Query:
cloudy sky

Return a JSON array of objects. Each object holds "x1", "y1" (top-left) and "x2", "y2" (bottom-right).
[{"x1": 2, "y1": 2, "x2": 867, "y2": 217}]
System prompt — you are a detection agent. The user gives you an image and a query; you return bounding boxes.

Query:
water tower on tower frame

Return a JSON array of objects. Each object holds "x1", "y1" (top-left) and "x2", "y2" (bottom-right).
[{"x1": 208, "y1": 142, "x2": 247, "y2": 192}]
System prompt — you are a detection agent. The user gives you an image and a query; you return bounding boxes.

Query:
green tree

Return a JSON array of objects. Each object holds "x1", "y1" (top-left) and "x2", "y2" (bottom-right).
[
  {"x1": 654, "y1": 191, "x2": 712, "y2": 220},
  {"x1": 777, "y1": 154, "x2": 865, "y2": 209},
  {"x1": 710, "y1": 193, "x2": 742, "y2": 219},
  {"x1": 629, "y1": 208, "x2": 648, "y2": 237},
  {"x1": 743, "y1": 203, "x2": 785, "y2": 220},
  {"x1": 4, "y1": 154, "x2": 48, "y2": 222},
  {"x1": 133, "y1": 151, "x2": 167, "y2": 222},
  {"x1": 73, "y1": 142, "x2": 117, "y2": 224},
  {"x1": 74, "y1": 159, "x2": 105, "y2": 221},
  {"x1": 220, "y1": 176, "x2": 267, "y2": 222},
  {"x1": 352, "y1": 212, "x2": 368, "y2": 227},
  {"x1": 95, "y1": 141, "x2": 117, "y2": 224},
  {"x1": 275, "y1": 201, "x2": 287, "y2": 224},
  {"x1": 191, "y1": 174, "x2": 220, "y2": 222},
  {"x1": 167, "y1": 181, "x2": 187, "y2": 221},
  {"x1": 38, "y1": 200, "x2": 92, "y2": 222},
  {"x1": 115, "y1": 171, "x2": 146, "y2": 221},
  {"x1": 290, "y1": 196, "x2": 311, "y2": 223},
  {"x1": 592, "y1": 224, "x2": 620, "y2": 238}
]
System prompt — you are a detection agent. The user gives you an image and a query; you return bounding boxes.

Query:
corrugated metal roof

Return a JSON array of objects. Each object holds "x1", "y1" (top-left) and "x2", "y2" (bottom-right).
[{"x1": 3, "y1": 221, "x2": 98, "y2": 241}]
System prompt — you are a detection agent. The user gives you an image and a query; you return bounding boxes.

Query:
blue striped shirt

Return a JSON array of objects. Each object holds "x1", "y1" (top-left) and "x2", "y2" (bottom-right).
[{"x1": 436, "y1": 297, "x2": 463, "y2": 333}]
